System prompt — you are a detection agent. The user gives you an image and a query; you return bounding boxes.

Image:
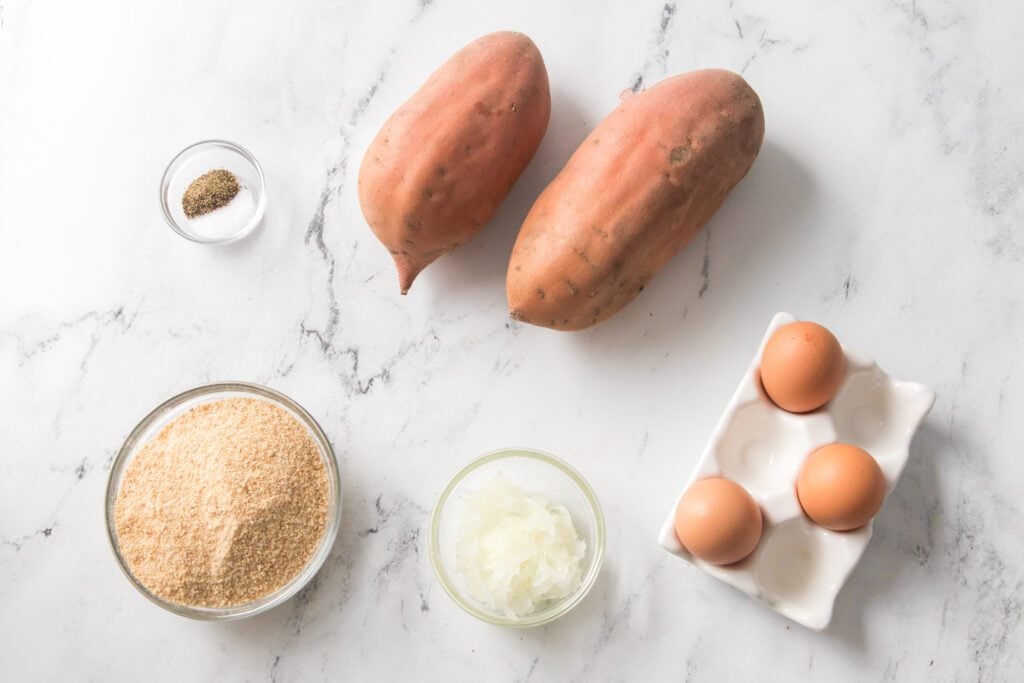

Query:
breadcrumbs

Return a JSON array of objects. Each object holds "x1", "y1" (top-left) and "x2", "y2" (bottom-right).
[{"x1": 114, "y1": 397, "x2": 329, "y2": 608}]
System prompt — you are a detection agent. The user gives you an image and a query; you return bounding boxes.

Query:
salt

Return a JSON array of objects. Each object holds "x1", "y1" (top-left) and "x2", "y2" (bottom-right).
[{"x1": 186, "y1": 184, "x2": 256, "y2": 240}]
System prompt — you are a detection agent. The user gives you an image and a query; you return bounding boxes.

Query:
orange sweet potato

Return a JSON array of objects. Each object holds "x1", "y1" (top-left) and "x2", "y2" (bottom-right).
[
  {"x1": 506, "y1": 69, "x2": 764, "y2": 330},
  {"x1": 359, "y1": 32, "x2": 550, "y2": 294}
]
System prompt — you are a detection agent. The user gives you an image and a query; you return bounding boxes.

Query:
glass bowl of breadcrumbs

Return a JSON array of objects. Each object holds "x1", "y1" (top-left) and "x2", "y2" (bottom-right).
[{"x1": 105, "y1": 382, "x2": 342, "y2": 620}]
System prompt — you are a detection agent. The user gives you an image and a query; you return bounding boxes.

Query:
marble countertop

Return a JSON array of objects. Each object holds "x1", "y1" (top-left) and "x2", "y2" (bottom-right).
[{"x1": 2, "y1": 0, "x2": 1022, "y2": 680}]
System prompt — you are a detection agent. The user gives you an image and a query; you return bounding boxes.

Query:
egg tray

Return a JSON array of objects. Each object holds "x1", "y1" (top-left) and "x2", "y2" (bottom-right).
[{"x1": 658, "y1": 312, "x2": 935, "y2": 630}]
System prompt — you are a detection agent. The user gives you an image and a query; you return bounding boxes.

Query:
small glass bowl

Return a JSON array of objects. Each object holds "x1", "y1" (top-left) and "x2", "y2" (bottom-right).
[
  {"x1": 105, "y1": 382, "x2": 341, "y2": 620},
  {"x1": 159, "y1": 140, "x2": 266, "y2": 244},
  {"x1": 429, "y1": 448, "x2": 606, "y2": 627}
]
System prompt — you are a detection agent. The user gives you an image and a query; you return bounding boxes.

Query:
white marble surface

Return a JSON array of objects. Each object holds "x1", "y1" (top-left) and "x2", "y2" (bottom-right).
[{"x1": 2, "y1": 0, "x2": 1022, "y2": 680}]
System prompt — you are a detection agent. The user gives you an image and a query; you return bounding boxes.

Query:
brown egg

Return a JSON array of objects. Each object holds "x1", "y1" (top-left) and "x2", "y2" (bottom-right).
[
  {"x1": 674, "y1": 477, "x2": 763, "y2": 565},
  {"x1": 797, "y1": 444, "x2": 886, "y2": 531},
  {"x1": 760, "y1": 321, "x2": 846, "y2": 413}
]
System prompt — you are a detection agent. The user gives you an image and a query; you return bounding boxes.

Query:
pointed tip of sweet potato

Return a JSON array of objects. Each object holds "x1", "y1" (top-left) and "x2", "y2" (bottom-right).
[{"x1": 395, "y1": 256, "x2": 426, "y2": 295}]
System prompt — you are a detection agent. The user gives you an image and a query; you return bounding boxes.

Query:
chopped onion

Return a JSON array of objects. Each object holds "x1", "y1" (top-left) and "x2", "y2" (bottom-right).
[{"x1": 455, "y1": 473, "x2": 586, "y2": 618}]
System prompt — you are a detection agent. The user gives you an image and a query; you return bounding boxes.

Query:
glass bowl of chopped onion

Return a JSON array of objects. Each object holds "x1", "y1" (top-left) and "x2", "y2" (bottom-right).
[
  {"x1": 104, "y1": 382, "x2": 342, "y2": 620},
  {"x1": 429, "y1": 448, "x2": 606, "y2": 627}
]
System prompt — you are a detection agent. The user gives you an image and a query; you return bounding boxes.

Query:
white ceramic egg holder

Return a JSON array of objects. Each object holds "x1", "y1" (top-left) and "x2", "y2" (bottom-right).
[{"x1": 658, "y1": 312, "x2": 935, "y2": 630}]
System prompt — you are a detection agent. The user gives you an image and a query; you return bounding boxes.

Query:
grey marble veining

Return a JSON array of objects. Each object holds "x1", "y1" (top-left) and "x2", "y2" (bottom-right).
[{"x1": 1, "y1": 0, "x2": 1022, "y2": 680}]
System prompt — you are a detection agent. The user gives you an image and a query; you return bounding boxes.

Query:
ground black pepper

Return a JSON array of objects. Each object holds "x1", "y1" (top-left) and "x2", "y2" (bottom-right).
[{"x1": 182, "y1": 169, "x2": 240, "y2": 218}]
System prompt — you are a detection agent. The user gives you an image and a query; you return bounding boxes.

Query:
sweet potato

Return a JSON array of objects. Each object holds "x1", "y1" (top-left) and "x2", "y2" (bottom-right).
[
  {"x1": 358, "y1": 32, "x2": 550, "y2": 294},
  {"x1": 506, "y1": 69, "x2": 764, "y2": 330}
]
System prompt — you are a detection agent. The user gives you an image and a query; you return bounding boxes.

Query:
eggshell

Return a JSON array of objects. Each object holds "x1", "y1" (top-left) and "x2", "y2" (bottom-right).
[
  {"x1": 674, "y1": 477, "x2": 763, "y2": 565},
  {"x1": 797, "y1": 444, "x2": 886, "y2": 531},
  {"x1": 760, "y1": 321, "x2": 845, "y2": 413}
]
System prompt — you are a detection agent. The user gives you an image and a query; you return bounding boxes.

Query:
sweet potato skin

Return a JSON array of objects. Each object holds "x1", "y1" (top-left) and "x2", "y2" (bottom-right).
[
  {"x1": 358, "y1": 32, "x2": 550, "y2": 294},
  {"x1": 506, "y1": 69, "x2": 764, "y2": 330}
]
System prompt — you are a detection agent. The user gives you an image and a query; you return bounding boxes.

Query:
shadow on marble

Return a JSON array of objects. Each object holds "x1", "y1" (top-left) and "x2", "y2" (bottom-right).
[{"x1": 826, "y1": 415, "x2": 947, "y2": 648}]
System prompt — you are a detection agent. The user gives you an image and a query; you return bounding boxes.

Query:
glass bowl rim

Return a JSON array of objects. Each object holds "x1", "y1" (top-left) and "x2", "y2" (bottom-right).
[
  {"x1": 428, "y1": 447, "x2": 606, "y2": 628},
  {"x1": 104, "y1": 381, "x2": 342, "y2": 620},
  {"x1": 158, "y1": 139, "x2": 266, "y2": 245}
]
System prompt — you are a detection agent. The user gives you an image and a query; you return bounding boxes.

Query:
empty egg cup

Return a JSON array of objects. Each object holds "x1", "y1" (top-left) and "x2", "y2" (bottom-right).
[{"x1": 658, "y1": 312, "x2": 934, "y2": 629}]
